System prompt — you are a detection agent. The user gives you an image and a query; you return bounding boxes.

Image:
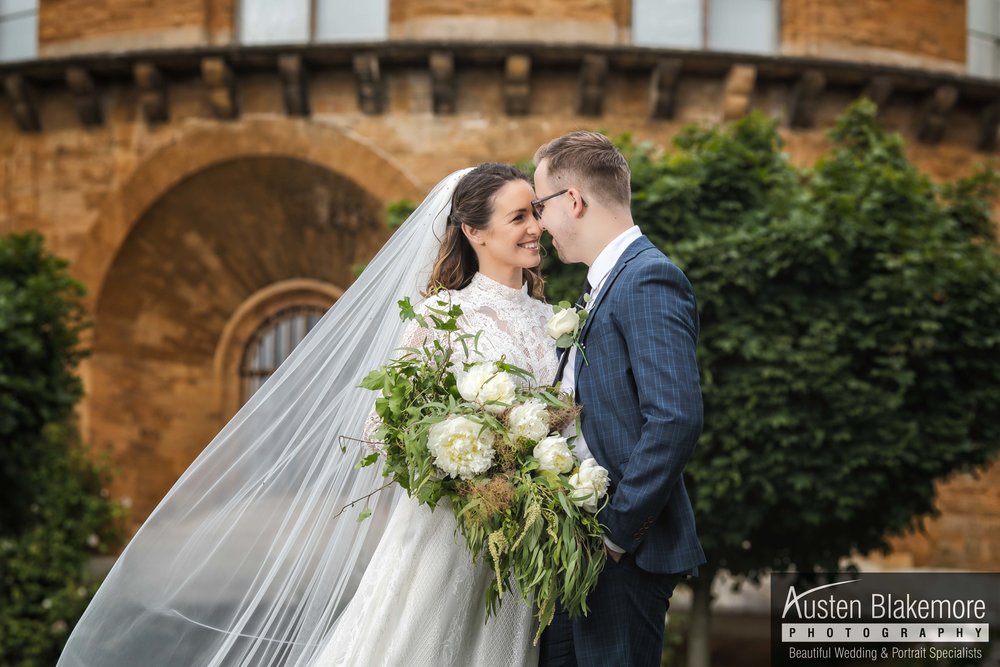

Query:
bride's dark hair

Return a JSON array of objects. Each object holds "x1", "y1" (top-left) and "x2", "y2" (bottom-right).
[{"x1": 427, "y1": 163, "x2": 545, "y2": 300}]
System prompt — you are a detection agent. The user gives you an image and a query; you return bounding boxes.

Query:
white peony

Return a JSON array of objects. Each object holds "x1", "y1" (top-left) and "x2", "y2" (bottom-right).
[
  {"x1": 533, "y1": 435, "x2": 575, "y2": 474},
  {"x1": 568, "y1": 458, "x2": 610, "y2": 512},
  {"x1": 546, "y1": 308, "x2": 581, "y2": 340},
  {"x1": 508, "y1": 399, "x2": 550, "y2": 442},
  {"x1": 478, "y1": 373, "x2": 517, "y2": 414},
  {"x1": 457, "y1": 362, "x2": 516, "y2": 414},
  {"x1": 426, "y1": 415, "x2": 496, "y2": 480},
  {"x1": 457, "y1": 363, "x2": 493, "y2": 402}
]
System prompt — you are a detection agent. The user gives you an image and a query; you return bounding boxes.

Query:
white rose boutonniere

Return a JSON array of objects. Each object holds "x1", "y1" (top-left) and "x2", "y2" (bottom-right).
[
  {"x1": 546, "y1": 296, "x2": 590, "y2": 365},
  {"x1": 546, "y1": 308, "x2": 580, "y2": 340}
]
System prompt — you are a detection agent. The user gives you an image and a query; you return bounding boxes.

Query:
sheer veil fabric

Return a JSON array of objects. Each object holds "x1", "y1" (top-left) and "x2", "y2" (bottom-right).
[{"x1": 57, "y1": 168, "x2": 475, "y2": 667}]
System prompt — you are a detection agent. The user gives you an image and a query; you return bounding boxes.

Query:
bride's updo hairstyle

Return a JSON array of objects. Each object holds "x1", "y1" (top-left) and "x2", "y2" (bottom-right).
[{"x1": 427, "y1": 163, "x2": 545, "y2": 300}]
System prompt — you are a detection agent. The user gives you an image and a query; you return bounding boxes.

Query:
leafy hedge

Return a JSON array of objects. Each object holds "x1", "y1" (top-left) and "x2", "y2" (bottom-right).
[
  {"x1": 541, "y1": 100, "x2": 1000, "y2": 579},
  {"x1": 1, "y1": 232, "x2": 124, "y2": 666}
]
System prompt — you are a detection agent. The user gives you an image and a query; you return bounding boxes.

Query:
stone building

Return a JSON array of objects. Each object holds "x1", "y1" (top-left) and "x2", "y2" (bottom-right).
[{"x1": 0, "y1": 0, "x2": 997, "y2": 574}]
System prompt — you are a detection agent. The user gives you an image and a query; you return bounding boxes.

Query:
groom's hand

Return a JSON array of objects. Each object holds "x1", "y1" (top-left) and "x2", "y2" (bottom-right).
[{"x1": 605, "y1": 546, "x2": 622, "y2": 563}]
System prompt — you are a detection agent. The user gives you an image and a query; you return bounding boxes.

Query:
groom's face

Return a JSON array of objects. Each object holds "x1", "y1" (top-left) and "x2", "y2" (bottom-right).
[{"x1": 533, "y1": 160, "x2": 580, "y2": 263}]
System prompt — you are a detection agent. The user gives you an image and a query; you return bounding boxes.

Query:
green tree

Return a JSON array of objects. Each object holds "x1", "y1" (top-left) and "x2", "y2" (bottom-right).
[
  {"x1": 540, "y1": 103, "x2": 1000, "y2": 667},
  {"x1": 0, "y1": 231, "x2": 124, "y2": 666}
]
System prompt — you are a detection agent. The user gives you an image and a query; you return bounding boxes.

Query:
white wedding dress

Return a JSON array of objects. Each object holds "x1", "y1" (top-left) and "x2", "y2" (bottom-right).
[{"x1": 313, "y1": 272, "x2": 559, "y2": 667}]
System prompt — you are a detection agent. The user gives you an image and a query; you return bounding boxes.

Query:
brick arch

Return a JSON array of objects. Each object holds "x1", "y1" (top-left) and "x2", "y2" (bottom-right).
[
  {"x1": 84, "y1": 152, "x2": 411, "y2": 528},
  {"x1": 73, "y1": 119, "x2": 422, "y2": 314}
]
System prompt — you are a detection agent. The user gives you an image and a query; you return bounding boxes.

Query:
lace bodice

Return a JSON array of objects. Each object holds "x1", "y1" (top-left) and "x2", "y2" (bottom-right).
[{"x1": 404, "y1": 272, "x2": 557, "y2": 383}]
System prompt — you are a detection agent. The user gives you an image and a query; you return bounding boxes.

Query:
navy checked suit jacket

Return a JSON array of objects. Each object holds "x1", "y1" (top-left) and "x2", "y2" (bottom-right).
[{"x1": 574, "y1": 235, "x2": 706, "y2": 576}]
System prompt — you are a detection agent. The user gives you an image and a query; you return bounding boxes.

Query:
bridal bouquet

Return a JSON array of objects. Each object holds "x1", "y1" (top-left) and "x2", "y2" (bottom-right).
[{"x1": 354, "y1": 295, "x2": 608, "y2": 642}]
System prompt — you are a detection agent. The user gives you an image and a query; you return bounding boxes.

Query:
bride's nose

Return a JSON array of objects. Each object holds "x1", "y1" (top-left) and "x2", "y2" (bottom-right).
[{"x1": 526, "y1": 216, "x2": 542, "y2": 237}]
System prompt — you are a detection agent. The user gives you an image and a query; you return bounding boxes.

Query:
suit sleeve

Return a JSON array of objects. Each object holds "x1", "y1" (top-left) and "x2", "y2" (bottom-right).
[{"x1": 598, "y1": 259, "x2": 704, "y2": 552}]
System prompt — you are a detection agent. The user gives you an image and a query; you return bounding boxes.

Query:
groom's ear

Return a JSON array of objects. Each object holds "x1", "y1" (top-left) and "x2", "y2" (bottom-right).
[{"x1": 567, "y1": 188, "x2": 588, "y2": 219}]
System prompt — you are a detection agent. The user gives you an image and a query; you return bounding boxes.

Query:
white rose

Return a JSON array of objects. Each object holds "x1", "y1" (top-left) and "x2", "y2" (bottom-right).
[
  {"x1": 508, "y1": 399, "x2": 550, "y2": 442},
  {"x1": 568, "y1": 458, "x2": 610, "y2": 512},
  {"x1": 546, "y1": 308, "x2": 581, "y2": 340},
  {"x1": 457, "y1": 362, "x2": 516, "y2": 414},
  {"x1": 533, "y1": 435, "x2": 574, "y2": 474},
  {"x1": 426, "y1": 415, "x2": 496, "y2": 480}
]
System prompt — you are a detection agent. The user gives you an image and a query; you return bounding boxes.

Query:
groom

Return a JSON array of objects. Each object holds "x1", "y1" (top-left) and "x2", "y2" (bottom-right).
[{"x1": 534, "y1": 131, "x2": 706, "y2": 666}]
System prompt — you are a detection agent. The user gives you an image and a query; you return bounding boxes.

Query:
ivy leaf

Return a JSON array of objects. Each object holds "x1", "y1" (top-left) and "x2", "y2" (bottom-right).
[{"x1": 355, "y1": 453, "x2": 380, "y2": 469}]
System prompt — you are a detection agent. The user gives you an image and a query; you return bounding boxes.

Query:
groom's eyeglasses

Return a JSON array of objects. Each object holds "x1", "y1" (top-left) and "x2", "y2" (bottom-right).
[{"x1": 530, "y1": 189, "x2": 569, "y2": 221}]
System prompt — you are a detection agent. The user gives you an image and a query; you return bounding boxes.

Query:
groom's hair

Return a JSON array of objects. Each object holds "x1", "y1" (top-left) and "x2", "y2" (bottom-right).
[{"x1": 533, "y1": 131, "x2": 631, "y2": 208}]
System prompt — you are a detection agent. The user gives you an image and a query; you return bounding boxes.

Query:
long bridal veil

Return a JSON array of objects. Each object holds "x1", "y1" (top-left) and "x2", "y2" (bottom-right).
[{"x1": 58, "y1": 168, "x2": 474, "y2": 667}]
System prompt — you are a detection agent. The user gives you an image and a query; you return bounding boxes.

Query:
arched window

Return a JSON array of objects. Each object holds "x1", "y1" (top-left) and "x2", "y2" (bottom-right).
[{"x1": 240, "y1": 305, "x2": 326, "y2": 404}]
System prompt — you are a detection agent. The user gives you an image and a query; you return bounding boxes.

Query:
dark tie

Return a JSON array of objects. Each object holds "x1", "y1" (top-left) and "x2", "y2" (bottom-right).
[{"x1": 552, "y1": 277, "x2": 593, "y2": 384}]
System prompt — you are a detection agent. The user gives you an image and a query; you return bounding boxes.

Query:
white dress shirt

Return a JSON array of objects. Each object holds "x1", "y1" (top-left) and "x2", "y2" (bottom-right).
[{"x1": 560, "y1": 225, "x2": 642, "y2": 554}]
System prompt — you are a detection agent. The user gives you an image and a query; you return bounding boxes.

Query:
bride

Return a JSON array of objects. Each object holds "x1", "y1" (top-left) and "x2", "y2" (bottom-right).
[{"x1": 57, "y1": 163, "x2": 557, "y2": 666}]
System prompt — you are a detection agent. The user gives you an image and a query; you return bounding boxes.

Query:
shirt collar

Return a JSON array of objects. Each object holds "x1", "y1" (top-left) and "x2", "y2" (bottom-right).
[{"x1": 587, "y1": 225, "x2": 642, "y2": 292}]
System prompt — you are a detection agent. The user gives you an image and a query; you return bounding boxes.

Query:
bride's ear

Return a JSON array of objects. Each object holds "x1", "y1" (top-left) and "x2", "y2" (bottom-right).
[{"x1": 461, "y1": 223, "x2": 486, "y2": 246}]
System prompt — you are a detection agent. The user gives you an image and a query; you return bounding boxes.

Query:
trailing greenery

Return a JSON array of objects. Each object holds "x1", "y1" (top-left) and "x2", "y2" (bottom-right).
[{"x1": 0, "y1": 231, "x2": 125, "y2": 666}]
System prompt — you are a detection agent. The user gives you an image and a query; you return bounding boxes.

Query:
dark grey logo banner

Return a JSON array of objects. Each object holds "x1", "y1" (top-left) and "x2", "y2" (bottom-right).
[{"x1": 770, "y1": 572, "x2": 999, "y2": 665}]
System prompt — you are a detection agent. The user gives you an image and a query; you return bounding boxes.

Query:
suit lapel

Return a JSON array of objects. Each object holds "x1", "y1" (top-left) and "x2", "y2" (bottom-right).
[{"x1": 578, "y1": 236, "x2": 654, "y2": 346}]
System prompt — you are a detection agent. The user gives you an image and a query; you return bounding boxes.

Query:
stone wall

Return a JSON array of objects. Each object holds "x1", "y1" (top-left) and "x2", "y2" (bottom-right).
[
  {"x1": 388, "y1": 0, "x2": 631, "y2": 42},
  {"x1": 38, "y1": 0, "x2": 217, "y2": 56},
  {"x1": 782, "y1": 0, "x2": 967, "y2": 72}
]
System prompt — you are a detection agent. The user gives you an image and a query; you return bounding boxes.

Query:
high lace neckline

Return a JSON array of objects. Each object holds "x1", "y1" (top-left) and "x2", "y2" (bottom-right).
[{"x1": 466, "y1": 272, "x2": 529, "y2": 300}]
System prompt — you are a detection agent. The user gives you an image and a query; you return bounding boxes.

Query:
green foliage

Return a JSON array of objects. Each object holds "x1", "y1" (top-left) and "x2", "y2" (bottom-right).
[
  {"x1": 541, "y1": 101, "x2": 1000, "y2": 581},
  {"x1": 0, "y1": 421, "x2": 126, "y2": 667},
  {"x1": 386, "y1": 199, "x2": 418, "y2": 230},
  {"x1": 1, "y1": 232, "x2": 91, "y2": 534},
  {"x1": 0, "y1": 231, "x2": 125, "y2": 665}
]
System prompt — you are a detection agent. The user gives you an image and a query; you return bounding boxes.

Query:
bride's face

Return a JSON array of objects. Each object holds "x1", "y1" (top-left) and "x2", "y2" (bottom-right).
[{"x1": 468, "y1": 179, "x2": 542, "y2": 270}]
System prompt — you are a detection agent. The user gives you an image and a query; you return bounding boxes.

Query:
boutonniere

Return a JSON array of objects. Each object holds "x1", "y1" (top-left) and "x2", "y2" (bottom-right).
[{"x1": 546, "y1": 294, "x2": 591, "y2": 365}]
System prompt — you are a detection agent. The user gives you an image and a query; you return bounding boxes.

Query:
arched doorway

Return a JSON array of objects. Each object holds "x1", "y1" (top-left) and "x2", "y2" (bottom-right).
[{"x1": 88, "y1": 156, "x2": 393, "y2": 530}]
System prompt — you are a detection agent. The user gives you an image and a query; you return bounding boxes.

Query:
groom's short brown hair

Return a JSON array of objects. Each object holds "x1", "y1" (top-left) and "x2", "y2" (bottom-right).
[{"x1": 534, "y1": 131, "x2": 631, "y2": 208}]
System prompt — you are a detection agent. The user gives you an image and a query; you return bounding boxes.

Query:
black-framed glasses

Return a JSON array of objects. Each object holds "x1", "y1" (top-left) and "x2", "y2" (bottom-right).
[{"x1": 530, "y1": 189, "x2": 569, "y2": 220}]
